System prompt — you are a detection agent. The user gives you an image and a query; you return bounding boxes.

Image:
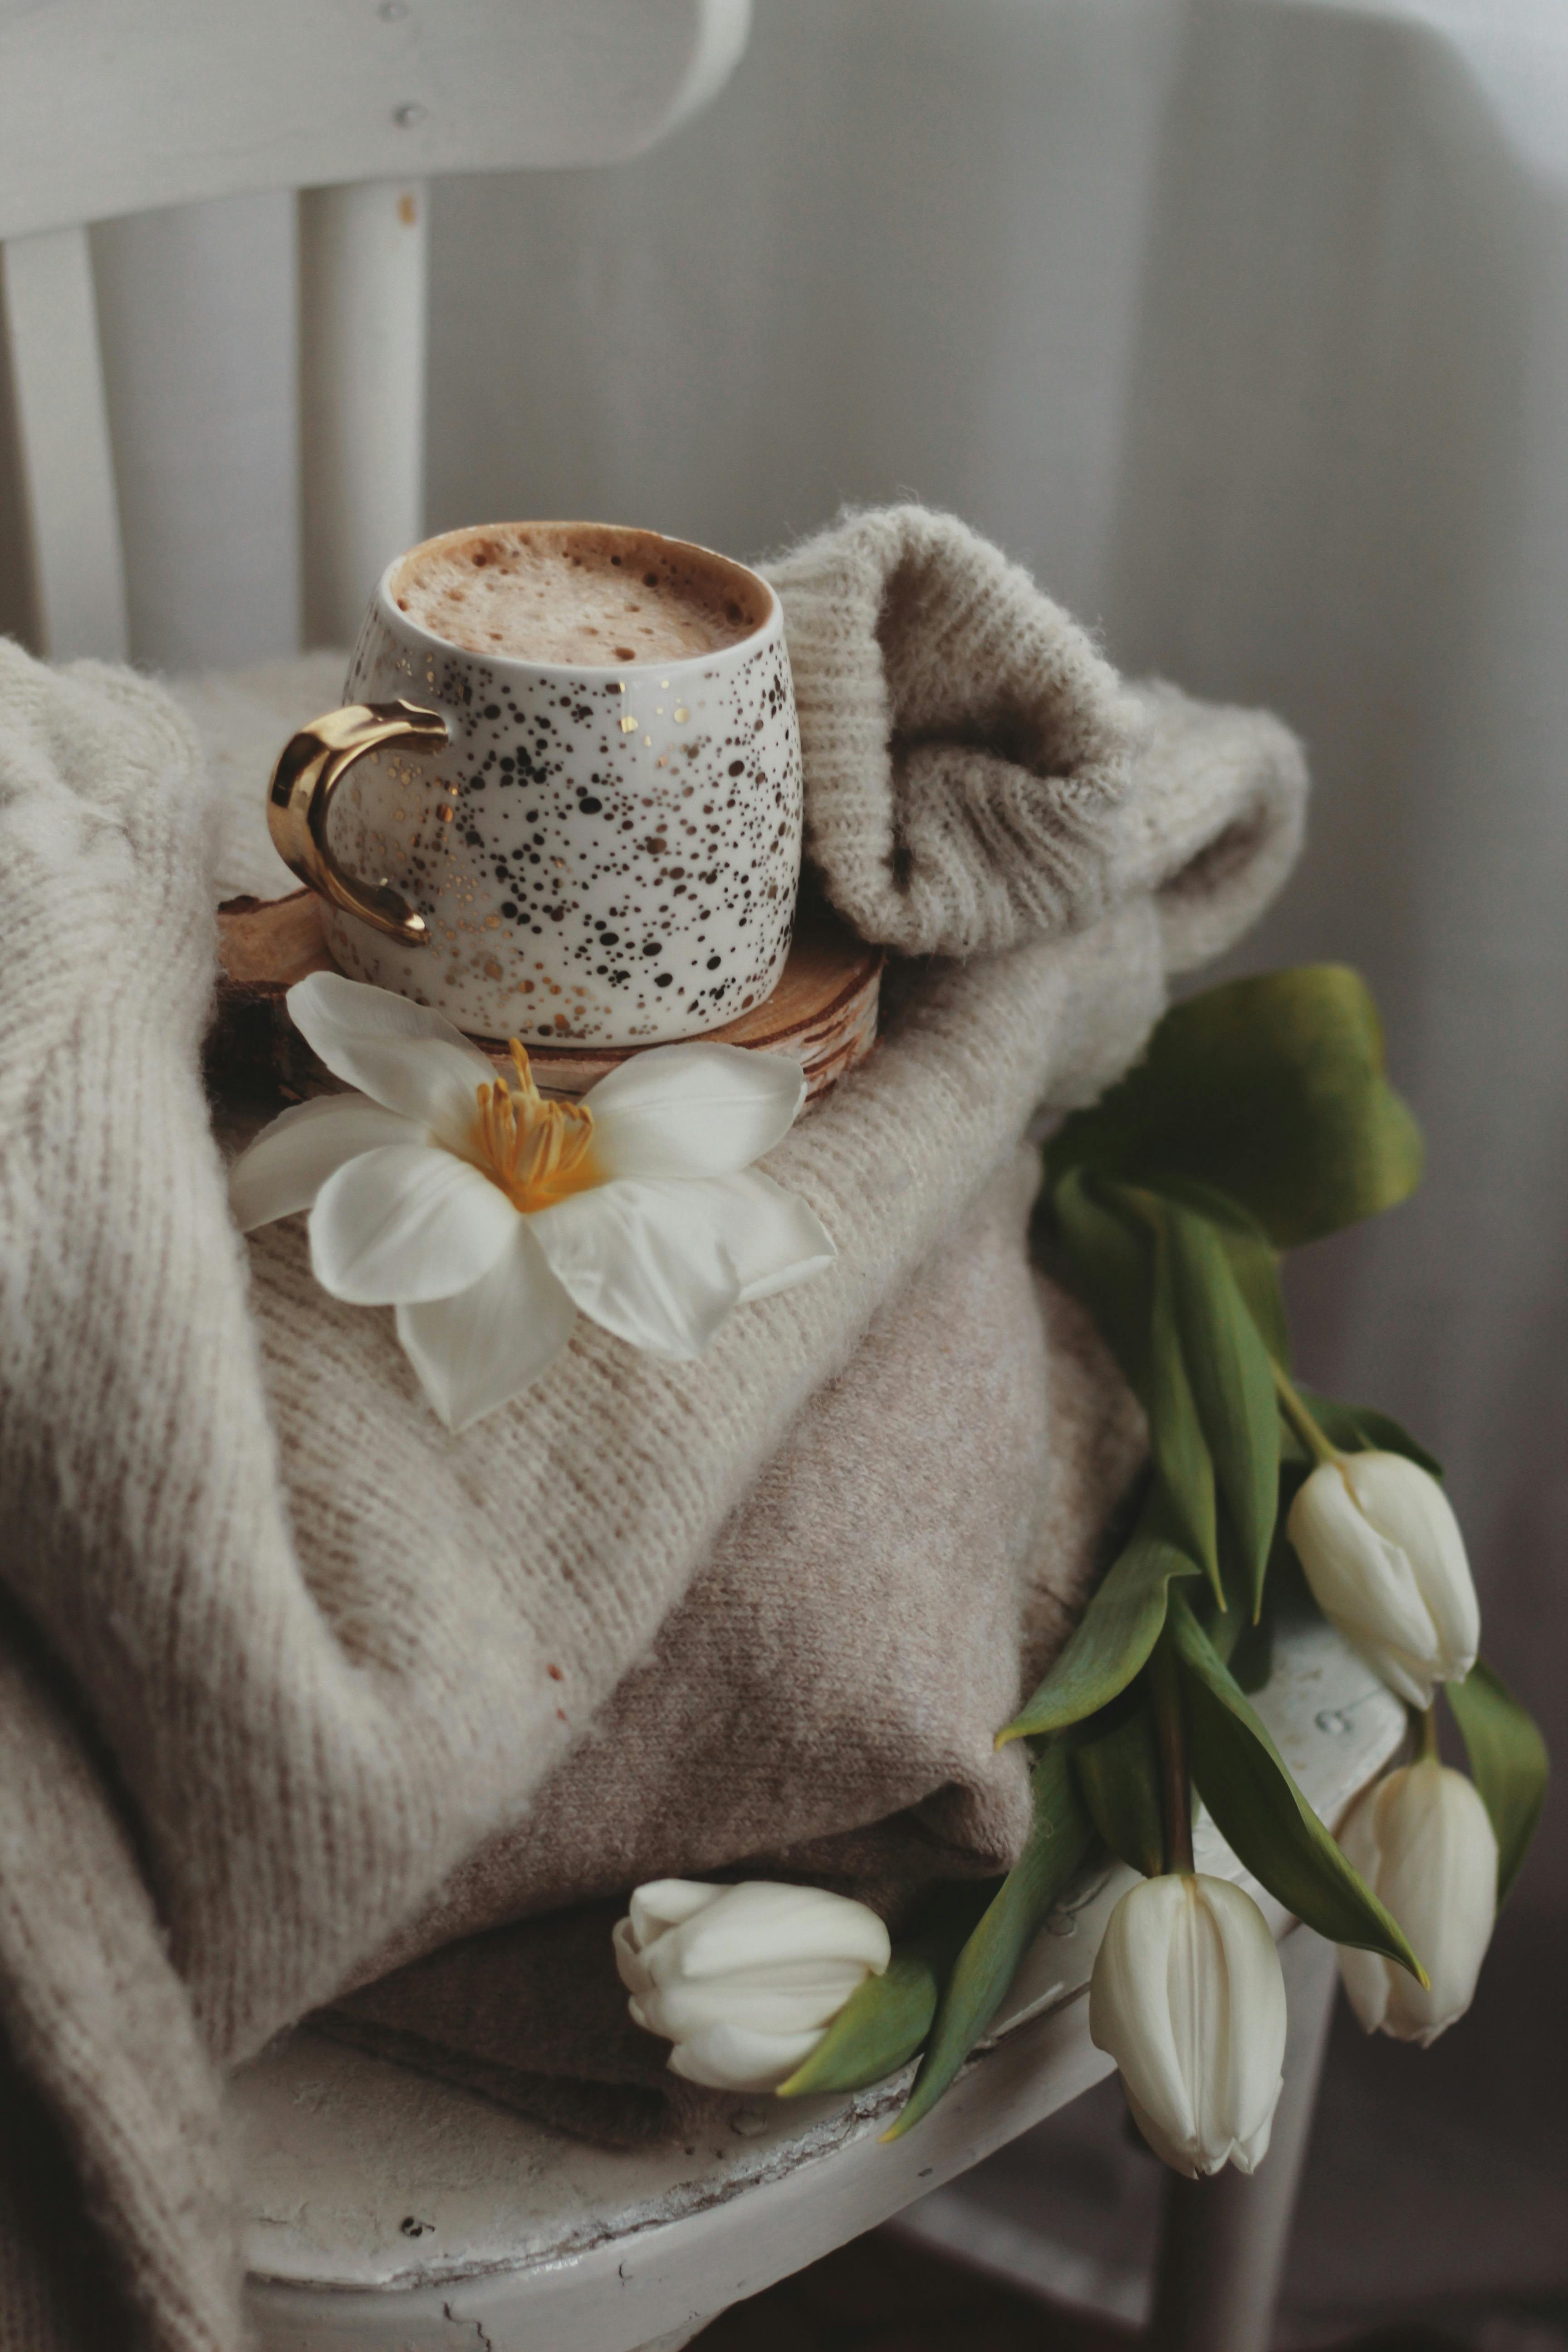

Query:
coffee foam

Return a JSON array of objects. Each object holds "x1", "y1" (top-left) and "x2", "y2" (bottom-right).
[{"x1": 391, "y1": 524, "x2": 768, "y2": 666}]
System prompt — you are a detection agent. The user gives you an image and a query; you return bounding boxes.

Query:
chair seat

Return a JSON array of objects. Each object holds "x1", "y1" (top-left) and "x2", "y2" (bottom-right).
[{"x1": 235, "y1": 1616, "x2": 1403, "y2": 2352}]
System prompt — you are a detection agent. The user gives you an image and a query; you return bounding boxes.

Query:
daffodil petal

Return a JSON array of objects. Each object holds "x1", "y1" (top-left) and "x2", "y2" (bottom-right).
[
  {"x1": 228, "y1": 1093, "x2": 423, "y2": 1231},
  {"x1": 695, "y1": 1170, "x2": 837, "y2": 1303},
  {"x1": 585, "y1": 1042, "x2": 806, "y2": 1180},
  {"x1": 309, "y1": 1143, "x2": 518, "y2": 1305},
  {"x1": 528, "y1": 1178, "x2": 741, "y2": 1358},
  {"x1": 287, "y1": 969, "x2": 481, "y2": 1056},
  {"x1": 287, "y1": 971, "x2": 496, "y2": 1140},
  {"x1": 394, "y1": 1221, "x2": 577, "y2": 1431}
]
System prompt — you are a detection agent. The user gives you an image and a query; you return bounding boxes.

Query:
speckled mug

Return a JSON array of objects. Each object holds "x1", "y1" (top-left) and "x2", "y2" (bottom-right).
[{"x1": 266, "y1": 524, "x2": 803, "y2": 1045}]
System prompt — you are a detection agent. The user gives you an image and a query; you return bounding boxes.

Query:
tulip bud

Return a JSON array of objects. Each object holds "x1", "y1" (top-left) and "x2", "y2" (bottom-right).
[
  {"x1": 1286, "y1": 1452, "x2": 1479, "y2": 1710},
  {"x1": 1089, "y1": 1873, "x2": 1287, "y2": 2177},
  {"x1": 613, "y1": 1879, "x2": 892, "y2": 2091},
  {"x1": 1335, "y1": 1758, "x2": 1497, "y2": 2045}
]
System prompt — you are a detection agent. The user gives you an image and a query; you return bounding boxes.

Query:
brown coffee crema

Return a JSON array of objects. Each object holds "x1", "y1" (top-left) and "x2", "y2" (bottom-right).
[{"x1": 391, "y1": 523, "x2": 769, "y2": 666}]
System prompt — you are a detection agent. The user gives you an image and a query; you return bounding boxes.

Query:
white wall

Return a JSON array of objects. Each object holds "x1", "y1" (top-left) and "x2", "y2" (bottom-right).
[{"x1": 423, "y1": 0, "x2": 1183, "y2": 622}]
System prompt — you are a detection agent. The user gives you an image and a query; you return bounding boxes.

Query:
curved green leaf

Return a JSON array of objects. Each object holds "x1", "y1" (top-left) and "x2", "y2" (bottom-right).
[
  {"x1": 1296, "y1": 1387, "x2": 1442, "y2": 1480},
  {"x1": 997, "y1": 1487, "x2": 1202, "y2": 1744},
  {"x1": 1163, "y1": 1202, "x2": 1279, "y2": 1620},
  {"x1": 1142, "y1": 1202, "x2": 1221, "y2": 1605},
  {"x1": 1049, "y1": 1166, "x2": 1150, "y2": 1382},
  {"x1": 1073, "y1": 1690, "x2": 1163, "y2": 1878},
  {"x1": 777, "y1": 1885, "x2": 992, "y2": 2097},
  {"x1": 1166, "y1": 1592, "x2": 1425, "y2": 1978},
  {"x1": 1046, "y1": 965, "x2": 1424, "y2": 1246},
  {"x1": 884, "y1": 1744, "x2": 1093, "y2": 2139},
  {"x1": 1446, "y1": 1658, "x2": 1549, "y2": 1905},
  {"x1": 1220, "y1": 1583, "x2": 1275, "y2": 1695},
  {"x1": 1147, "y1": 1174, "x2": 1290, "y2": 1363}
]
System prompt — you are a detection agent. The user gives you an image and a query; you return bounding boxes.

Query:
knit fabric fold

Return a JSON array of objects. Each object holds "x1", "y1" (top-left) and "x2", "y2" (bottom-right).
[
  {"x1": 766, "y1": 505, "x2": 1141, "y2": 957},
  {"x1": 0, "y1": 507, "x2": 1308, "y2": 2347},
  {"x1": 764, "y1": 507, "x2": 1307, "y2": 970}
]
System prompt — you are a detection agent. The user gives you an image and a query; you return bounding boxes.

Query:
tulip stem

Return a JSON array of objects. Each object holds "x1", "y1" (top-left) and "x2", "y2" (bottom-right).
[
  {"x1": 1271, "y1": 1361, "x2": 1339, "y2": 1468},
  {"x1": 1416, "y1": 1703, "x2": 1440, "y2": 1762},
  {"x1": 1149, "y1": 1636, "x2": 1195, "y2": 1876}
]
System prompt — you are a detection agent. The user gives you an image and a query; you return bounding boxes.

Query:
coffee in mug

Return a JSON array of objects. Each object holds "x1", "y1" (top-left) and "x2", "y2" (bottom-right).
[{"x1": 267, "y1": 522, "x2": 802, "y2": 1046}]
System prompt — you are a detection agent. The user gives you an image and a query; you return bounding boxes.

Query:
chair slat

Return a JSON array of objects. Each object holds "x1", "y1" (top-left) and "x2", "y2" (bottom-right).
[
  {"x1": 299, "y1": 181, "x2": 428, "y2": 650},
  {"x1": 0, "y1": 0, "x2": 751, "y2": 246},
  {"x1": 0, "y1": 227, "x2": 129, "y2": 662}
]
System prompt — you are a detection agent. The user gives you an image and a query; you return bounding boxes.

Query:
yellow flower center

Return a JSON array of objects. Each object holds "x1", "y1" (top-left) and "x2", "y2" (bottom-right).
[{"x1": 471, "y1": 1040, "x2": 599, "y2": 1213}]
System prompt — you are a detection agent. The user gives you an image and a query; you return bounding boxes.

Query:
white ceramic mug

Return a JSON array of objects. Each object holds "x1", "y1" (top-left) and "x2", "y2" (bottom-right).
[{"x1": 266, "y1": 524, "x2": 803, "y2": 1045}]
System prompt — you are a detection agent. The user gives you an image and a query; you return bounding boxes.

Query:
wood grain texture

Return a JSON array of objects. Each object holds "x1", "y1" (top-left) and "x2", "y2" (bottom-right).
[{"x1": 211, "y1": 887, "x2": 882, "y2": 1107}]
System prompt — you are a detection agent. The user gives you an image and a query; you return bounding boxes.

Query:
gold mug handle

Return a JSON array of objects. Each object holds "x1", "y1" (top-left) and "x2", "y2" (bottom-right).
[{"x1": 266, "y1": 700, "x2": 451, "y2": 946}]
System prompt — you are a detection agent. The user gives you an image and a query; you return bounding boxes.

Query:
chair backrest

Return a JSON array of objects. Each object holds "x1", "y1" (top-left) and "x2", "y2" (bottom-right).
[{"x1": 0, "y1": 0, "x2": 749, "y2": 662}]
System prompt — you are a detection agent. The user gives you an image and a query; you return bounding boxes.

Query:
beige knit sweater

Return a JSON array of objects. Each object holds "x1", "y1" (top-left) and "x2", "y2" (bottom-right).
[{"x1": 0, "y1": 508, "x2": 1306, "y2": 2349}]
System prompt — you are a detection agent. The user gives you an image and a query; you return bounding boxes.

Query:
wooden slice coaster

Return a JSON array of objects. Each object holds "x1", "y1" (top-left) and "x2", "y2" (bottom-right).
[{"x1": 209, "y1": 889, "x2": 882, "y2": 1108}]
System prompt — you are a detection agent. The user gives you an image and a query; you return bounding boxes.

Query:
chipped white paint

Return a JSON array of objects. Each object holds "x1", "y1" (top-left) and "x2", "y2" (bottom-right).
[{"x1": 237, "y1": 1615, "x2": 1403, "y2": 2348}]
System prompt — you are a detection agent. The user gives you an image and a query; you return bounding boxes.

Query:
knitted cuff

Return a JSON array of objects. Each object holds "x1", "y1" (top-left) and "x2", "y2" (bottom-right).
[
  {"x1": 765, "y1": 505, "x2": 1139, "y2": 958},
  {"x1": 1120, "y1": 679, "x2": 1309, "y2": 975}
]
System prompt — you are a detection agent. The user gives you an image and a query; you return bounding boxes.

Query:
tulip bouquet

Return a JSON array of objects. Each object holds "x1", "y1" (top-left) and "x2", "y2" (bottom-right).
[{"x1": 624, "y1": 968, "x2": 1546, "y2": 2169}]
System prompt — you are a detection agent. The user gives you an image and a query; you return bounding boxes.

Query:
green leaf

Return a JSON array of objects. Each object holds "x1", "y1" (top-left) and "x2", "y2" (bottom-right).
[
  {"x1": 1141, "y1": 1201, "x2": 1221, "y2": 1605},
  {"x1": 1144, "y1": 1175, "x2": 1290, "y2": 1364},
  {"x1": 1446, "y1": 1659, "x2": 1550, "y2": 1905},
  {"x1": 997, "y1": 1486, "x2": 1203, "y2": 1744},
  {"x1": 777, "y1": 1885, "x2": 992, "y2": 2097},
  {"x1": 1204, "y1": 1516, "x2": 1277, "y2": 1693},
  {"x1": 1047, "y1": 965, "x2": 1425, "y2": 1247},
  {"x1": 1049, "y1": 1166, "x2": 1150, "y2": 1382},
  {"x1": 1073, "y1": 1690, "x2": 1164, "y2": 1877},
  {"x1": 1163, "y1": 1202, "x2": 1280, "y2": 1618},
  {"x1": 1166, "y1": 1592, "x2": 1426, "y2": 1977},
  {"x1": 1225, "y1": 1601, "x2": 1276, "y2": 1697},
  {"x1": 1296, "y1": 1387, "x2": 1443, "y2": 1480},
  {"x1": 884, "y1": 1744, "x2": 1093, "y2": 2138}
]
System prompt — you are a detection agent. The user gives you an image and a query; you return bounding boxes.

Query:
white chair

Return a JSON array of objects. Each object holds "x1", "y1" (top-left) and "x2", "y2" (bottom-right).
[
  {"x1": 0, "y1": 10, "x2": 1403, "y2": 2345},
  {"x1": 233, "y1": 1621, "x2": 1399, "y2": 2352}
]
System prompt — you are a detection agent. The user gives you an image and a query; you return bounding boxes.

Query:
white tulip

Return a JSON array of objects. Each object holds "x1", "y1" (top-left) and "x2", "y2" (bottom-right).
[
  {"x1": 1089, "y1": 1873, "x2": 1287, "y2": 2177},
  {"x1": 229, "y1": 973, "x2": 834, "y2": 1431},
  {"x1": 1287, "y1": 1452, "x2": 1479, "y2": 1709},
  {"x1": 1336, "y1": 1758, "x2": 1496, "y2": 2046},
  {"x1": 613, "y1": 1880, "x2": 892, "y2": 2091}
]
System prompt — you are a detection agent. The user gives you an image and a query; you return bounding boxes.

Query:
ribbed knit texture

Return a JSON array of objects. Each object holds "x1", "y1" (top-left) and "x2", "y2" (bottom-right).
[
  {"x1": 0, "y1": 508, "x2": 1307, "y2": 2347},
  {"x1": 765, "y1": 506, "x2": 1140, "y2": 956},
  {"x1": 341, "y1": 1157, "x2": 1143, "y2": 1987}
]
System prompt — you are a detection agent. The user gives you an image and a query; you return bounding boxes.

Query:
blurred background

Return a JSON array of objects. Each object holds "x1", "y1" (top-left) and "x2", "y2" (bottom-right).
[{"x1": 2, "y1": 0, "x2": 1562, "y2": 2340}]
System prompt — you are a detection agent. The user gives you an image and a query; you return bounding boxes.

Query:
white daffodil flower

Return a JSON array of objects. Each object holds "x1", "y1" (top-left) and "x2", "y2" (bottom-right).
[
  {"x1": 614, "y1": 1879, "x2": 892, "y2": 2091},
  {"x1": 1089, "y1": 1872, "x2": 1287, "y2": 2178},
  {"x1": 229, "y1": 973, "x2": 835, "y2": 1431},
  {"x1": 1336, "y1": 1758, "x2": 1497, "y2": 2046},
  {"x1": 1286, "y1": 1452, "x2": 1479, "y2": 1710}
]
